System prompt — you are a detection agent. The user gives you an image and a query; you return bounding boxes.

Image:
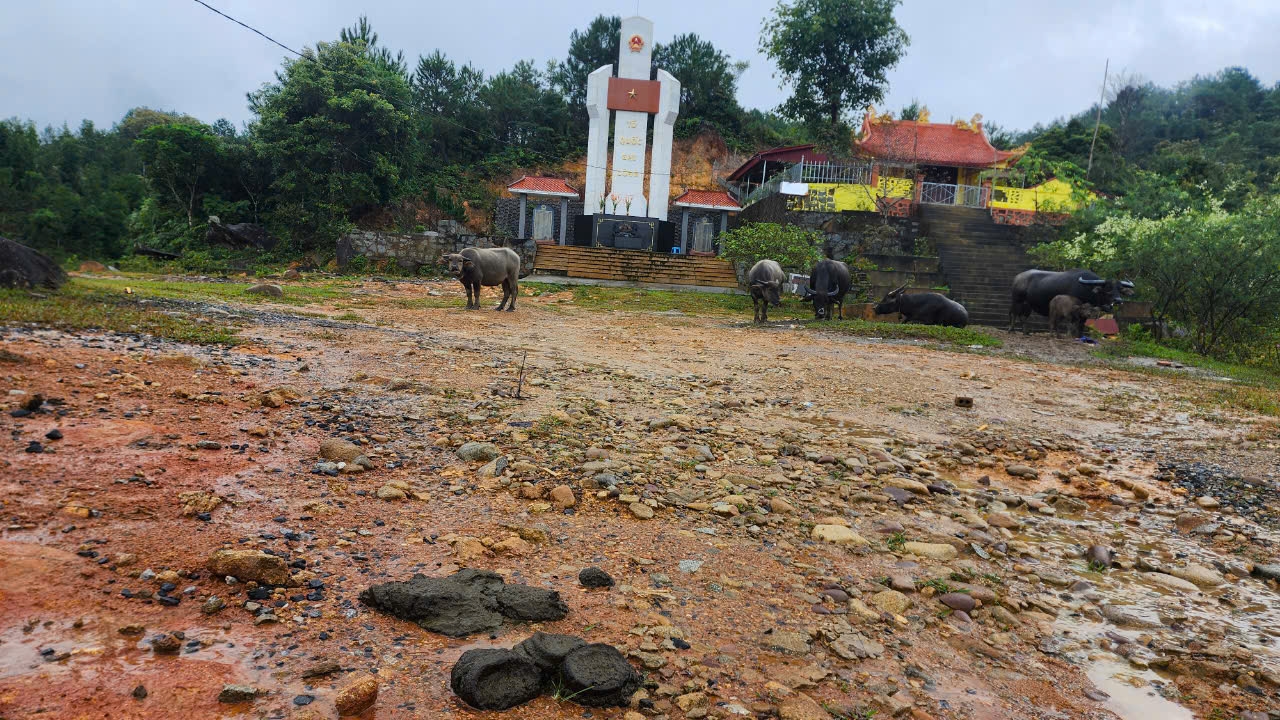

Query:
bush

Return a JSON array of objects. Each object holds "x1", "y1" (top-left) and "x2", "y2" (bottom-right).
[
  {"x1": 1033, "y1": 194, "x2": 1280, "y2": 361},
  {"x1": 718, "y1": 222, "x2": 822, "y2": 270}
]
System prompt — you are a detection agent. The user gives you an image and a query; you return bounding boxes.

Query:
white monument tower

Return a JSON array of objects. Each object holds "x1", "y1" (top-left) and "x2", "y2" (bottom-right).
[{"x1": 583, "y1": 16, "x2": 681, "y2": 221}]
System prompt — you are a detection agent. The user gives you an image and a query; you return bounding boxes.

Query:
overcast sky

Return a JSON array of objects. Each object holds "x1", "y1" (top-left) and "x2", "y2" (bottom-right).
[{"x1": 3, "y1": 0, "x2": 1278, "y2": 136}]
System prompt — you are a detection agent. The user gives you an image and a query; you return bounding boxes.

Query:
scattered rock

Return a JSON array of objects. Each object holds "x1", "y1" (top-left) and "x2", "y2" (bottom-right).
[
  {"x1": 549, "y1": 485, "x2": 576, "y2": 509},
  {"x1": 335, "y1": 674, "x2": 379, "y2": 716},
  {"x1": 764, "y1": 631, "x2": 811, "y2": 655},
  {"x1": 903, "y1": 541, "x2": 957, "y2": 561},
  {"x1": 457, "y1": 442, "x2": 500, "y2": 462},
  {"x1": 1167, "y1": 563, "x2": 1225, "y2": 588},
  {"x1": 1086, "y1": 545, "x2": 1113, "y2": 568},
  {"x1": 218, "y1": 684, "x2": 260, "y2": 703},
  {"x1": 629, "y1": 502, "x2": 654, "y2": 520},
  {"x1": 376, "y1": 484, "x2": 407, "y2": 500},
  {"x1": 811, "y1": 525, "x2": 869, "y2": 546},
  {"x1": 832, "y1": 632, "x2": 884, "y2": 660},
  {"x1": 206, "y1": 549, "x2": 292, "y2": 586},
  {"x1": 149, "y1": 632, "x2": 182, "y2": 654},
  {"x1": 245, "y1": 283, "x2": 284, "y2": 298},
  {"x1": 938, "y1": 593, "x2": 977, "y2": 612},
  {"x1": 579, "y1": 567, "x2": 615, "y2": 588},
  {"x1": 870, "y1": 589, "x2": 910, "y2": 615}
]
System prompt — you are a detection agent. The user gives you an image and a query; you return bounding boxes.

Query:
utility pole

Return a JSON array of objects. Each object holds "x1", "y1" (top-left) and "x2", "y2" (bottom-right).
[{"x1": 1086, "y1": 59, "x2": 1110, "y2": 180}]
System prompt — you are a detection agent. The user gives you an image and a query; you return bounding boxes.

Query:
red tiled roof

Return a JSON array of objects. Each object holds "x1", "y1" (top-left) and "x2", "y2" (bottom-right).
[
  {"x1": 506, "y1": 176, "x2": 579, "y2": 197},
  {"x1": 673, "y1": 189, "x2": 742, "y2": 210},
  {"x1": 726, "y1": 144, "x2": 826, "y2": 181},
  {"x1": 856, "y1": 118, "x2": 1017, "y2": 167}
]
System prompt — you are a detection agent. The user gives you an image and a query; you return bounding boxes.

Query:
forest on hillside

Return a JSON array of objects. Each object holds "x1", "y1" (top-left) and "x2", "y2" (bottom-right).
[{"x1": 2, "y1": 8, "x2": 1274, "y2": 264}]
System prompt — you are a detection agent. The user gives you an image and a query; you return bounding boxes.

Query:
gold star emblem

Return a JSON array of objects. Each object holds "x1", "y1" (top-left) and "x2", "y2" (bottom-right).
[{"x1": 628, "y1": 89, "x2": 637, "y2": 99}]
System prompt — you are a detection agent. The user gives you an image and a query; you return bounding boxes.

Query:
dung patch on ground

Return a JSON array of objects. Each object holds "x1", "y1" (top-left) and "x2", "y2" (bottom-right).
[{"x1": 359, "y1": 568, "x2": 569, "y2": 637}]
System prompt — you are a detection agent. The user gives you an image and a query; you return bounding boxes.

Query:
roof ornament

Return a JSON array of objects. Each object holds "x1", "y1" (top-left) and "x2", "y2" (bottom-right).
[
  {"x1": 918, "y1": 105, "x2": 931, "y2": 124},
  {"x1": 865, "y1": 105, "x2": 878, "y2": 124},
  {"x1": 970, "y1": 113, "x2": 983, "y2": 131}
]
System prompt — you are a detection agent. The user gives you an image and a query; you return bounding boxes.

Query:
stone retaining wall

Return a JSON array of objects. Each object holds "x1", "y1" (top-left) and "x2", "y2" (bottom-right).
[{"x1": 336, "y1": 229, "x2": 537, "y2": 276}]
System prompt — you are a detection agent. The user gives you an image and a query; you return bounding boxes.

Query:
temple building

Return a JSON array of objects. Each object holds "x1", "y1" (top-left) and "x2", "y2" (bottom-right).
[{"x1": 726, "y1": 107, "x2": 1092, "y2": 224}]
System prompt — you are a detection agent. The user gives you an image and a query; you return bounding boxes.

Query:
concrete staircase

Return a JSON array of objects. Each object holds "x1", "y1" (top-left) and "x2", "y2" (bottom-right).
[{"x1": 919, "y1": 205, "x2": 1042, "y2": 329}]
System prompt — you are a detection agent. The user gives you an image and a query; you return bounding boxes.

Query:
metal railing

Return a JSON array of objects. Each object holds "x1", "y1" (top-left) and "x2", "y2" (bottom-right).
[
  {"x1": 920, "y1": 182, "x2": 989, "y2": 208},
  {"x1": 798, "y1": 160, "x2": 872, "y2": 185}
]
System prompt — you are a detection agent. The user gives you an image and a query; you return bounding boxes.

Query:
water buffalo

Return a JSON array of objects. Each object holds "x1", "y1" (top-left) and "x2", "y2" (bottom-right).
[
  {"x1": 747, "y1": 259, "x2": 785, "y2": 324},
  {"x1": 801, "y1": 259, "x2": 851, "y2": 321},
  {"x1": 1009, "y1": 269, "x2": 1133, "y2": 334},
  {"x1": 874, "y1": 285, "x2": 969, "y2": 328},
  {"x1": 1048, "y1": 294, "x2": 1102, "y2": 338},
  {"x1": 444, "y1": 247, "x2": 521, "y2": 311}
]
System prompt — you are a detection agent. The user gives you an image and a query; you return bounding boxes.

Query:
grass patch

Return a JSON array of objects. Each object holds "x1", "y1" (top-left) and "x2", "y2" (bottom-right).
[
  {"x1": 333, "y1": 311, "x2": 367, "y2": 323},
  {"x1": 1096, "y1": 337, "x2": 1280, "y2": 386},
  {"x1": 73, "y1": 275, "x2": 358, "y2": 307},
  {"x1": 886, "y1": 531, "x2": 907, "y2": 552},
  {"x1": 1095, "y1": 337, "x2": 1280, "y2": 417},
  {"x1": 0, "y1": 283, "x2": 240, "y2": 344},
  {"x1": 813, "y1": 318, "x2": 1003, "y2": 348}
]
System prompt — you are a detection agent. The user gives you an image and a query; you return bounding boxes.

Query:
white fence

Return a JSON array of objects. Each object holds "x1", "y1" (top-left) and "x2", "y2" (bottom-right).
[{"x1": 919, "y1": 182, "x2": 989, "y2": 208}]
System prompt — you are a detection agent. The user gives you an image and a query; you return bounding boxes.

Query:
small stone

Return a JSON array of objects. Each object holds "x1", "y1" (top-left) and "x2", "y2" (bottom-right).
[
  {"x1": 195, "y1": 440, "x2": 221, "y2": 450},
  {"x1": 1195, "y1": 495, "x2": 1220, "y2": 509},
  {"x1": 938, "y1": 593, "x2": 977, "y2": 612},
  {"x1": 245, "y1": 283, "x2": 284, "y2": 298},
  {"x1": 335, "y1": 674, "x2": 379, "y2": 716},
  {"x1": 870, "y1": 589, "x2": 910, "y2": 615},
  {"x1": 549, "y1": 485, "x2": 576, "y2": 509},
  {"x1": 149, "y1": 632, "x2": 181, "y2": 654},
  {"x1": 629, "y1": 502, "x2": 654, "y2": 520},
  {"x1": 457, "y1": 442, "x2": 500, "y2": 462},
  {"x1": 579, "y1": 567, "x2": 615, "y2": 588},
  {"x1": 376, "y1": 484, "x2": 407, "y2": 500},
  {"x1": 201, "y1": 596, "x2": 226, "y2": 615},
  {"x1": 903, "y1": 541, "x2": 957, "y2": 560},
  {"x1": 206, "y1": 549, "x2": 291, "y2": 586},
  {"x1": 764, "y1": 631, "x2": 811, "y2": 655},
  {"x1": 811, "y1": 525, "x2": 869, "y2": 546},
  {"x1": 132, "y1": 684, "x2": 147, "y2": 700},
  {"x1": 218, "y1": 685, "x2": 260, "y2": 703}
]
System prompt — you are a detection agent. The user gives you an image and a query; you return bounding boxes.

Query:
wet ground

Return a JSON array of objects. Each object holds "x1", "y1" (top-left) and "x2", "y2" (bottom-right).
[{"x1": 1, "y1": 277, "x2": 1278, "y2": 720}]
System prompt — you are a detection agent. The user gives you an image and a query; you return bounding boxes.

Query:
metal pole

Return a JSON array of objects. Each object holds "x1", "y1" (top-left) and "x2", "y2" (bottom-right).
[{"x1": 1087, "y1": 58, "x2": 1110, "y2": 179}]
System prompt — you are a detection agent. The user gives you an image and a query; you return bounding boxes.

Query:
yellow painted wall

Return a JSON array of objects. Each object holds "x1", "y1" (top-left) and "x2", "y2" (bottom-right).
[
  {"x1": 990, "y1": 178, "x2": 1094, "y2": 212},
  {"x1": 786, "y1": 177, "x2": 913, "y2": 212}
]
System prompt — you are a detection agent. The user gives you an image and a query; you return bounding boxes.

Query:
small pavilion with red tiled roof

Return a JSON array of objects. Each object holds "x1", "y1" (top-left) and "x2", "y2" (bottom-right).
[
  {"x1": 506, "y1": 176, "x2": 580, "y2": 245},
  {"x1": 672, "y1": 189, "x2": 741, "y2": 255}
]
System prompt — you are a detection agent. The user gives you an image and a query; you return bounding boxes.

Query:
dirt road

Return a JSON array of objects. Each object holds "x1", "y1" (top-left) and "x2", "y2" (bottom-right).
[{"x1": 2, "y1": 278, "x2": 1277, "y2": 720}]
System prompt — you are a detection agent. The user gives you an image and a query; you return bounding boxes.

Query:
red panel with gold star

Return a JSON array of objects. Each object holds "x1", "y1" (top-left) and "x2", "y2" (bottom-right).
[{"x1": 606, "y1": 77, "x2": 661, "y2": 114}]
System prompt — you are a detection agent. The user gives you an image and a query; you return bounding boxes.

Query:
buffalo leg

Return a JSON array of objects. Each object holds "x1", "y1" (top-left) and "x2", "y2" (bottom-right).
[
  {"x1": 471, "y1": 281, "x2": 482, "y2": 309},
  {"x1": 463, "y1": 282, "x2": 475, "y2": 310},
  {"x1": 506, "y1": 277, "x2": 517, "y2": 311},
  {"x1": 494, "y1": 282, "x2": 508, "y2": 311}
]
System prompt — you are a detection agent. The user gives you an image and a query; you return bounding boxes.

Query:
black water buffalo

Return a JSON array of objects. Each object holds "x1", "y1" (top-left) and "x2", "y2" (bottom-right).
[
  {"x1": 444, "y1": 247, "x2": 521, "y2": 311},
  {"x1": 1009, "y1": 269, "x2": 1133, "y2": 333},
  {"x1": 747, "y1": 259, "x2": 785, "y2": 324},
  {"x1": 802, "y1": 259, "x2": 851, "y2": 320},
  {"x1": 1048, "y1": 294, "x2": 1102, "y2": 338},
  {"x1": 874, "y1": 285, "x2": 969, "y2": 328}
]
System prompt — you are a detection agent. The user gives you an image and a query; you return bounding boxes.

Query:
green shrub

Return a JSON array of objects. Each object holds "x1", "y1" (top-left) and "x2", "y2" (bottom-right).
[{"x1": 718, "y1": 222, "x2": 822, "y2": 270}]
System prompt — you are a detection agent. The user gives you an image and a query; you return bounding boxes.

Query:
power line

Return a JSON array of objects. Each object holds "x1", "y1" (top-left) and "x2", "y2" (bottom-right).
[{"x1": 189, "y1": 0, "x2": 305, "y2": 59}]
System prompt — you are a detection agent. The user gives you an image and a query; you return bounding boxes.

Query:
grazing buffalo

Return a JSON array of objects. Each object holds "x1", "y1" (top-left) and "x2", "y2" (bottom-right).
[
  {"x1": 747, "y1": 259, "x2": 785, "y2": 324},
  {"x1": 444, "y1": 247, "x2": 521, "y2": 311},
  {"x1": 1009, "y1": 269, "x2": 1133, "y2": 334},
  {"x1": 1048, "y1": 294, "x2": 1102, "y2": 338},
  {"x1": 874, "y1": 285, "x2": 969, "y2": 328},
  {"x1": 802, "y1": 259, "x2": 851, "y2": 321}
]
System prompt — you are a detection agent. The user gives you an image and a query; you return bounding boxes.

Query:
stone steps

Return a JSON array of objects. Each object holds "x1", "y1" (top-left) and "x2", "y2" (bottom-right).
[{"x1": 918, "y1": 205, "x2": 1041, "y2": 327}]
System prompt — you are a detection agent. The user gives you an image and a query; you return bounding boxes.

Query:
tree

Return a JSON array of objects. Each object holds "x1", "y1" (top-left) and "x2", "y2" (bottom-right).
[
  {"x1": 549, "y1": 15, "x2": 620, "y2": 116},
  {"x1": 135, "y1": 123, "x2": 220, "y2": 228},
  {"x1": 760, "y1": 0, "x2": 908, "y2": 144},
  {"x1": 652, "y1": 33, "x2": 748, "y2": 137},
  {"x1": 249, "y1": 26, "x2": 415, "y2": 245},
  {"x1": 340, "y1": 15, "x2": 407, "y2": 76},
  {"x1": 411, "y1": 50, "x2": 487, "y2": 164},
  {"x1": 898, "y1": 99, "x2": 921, "y2": 120}
]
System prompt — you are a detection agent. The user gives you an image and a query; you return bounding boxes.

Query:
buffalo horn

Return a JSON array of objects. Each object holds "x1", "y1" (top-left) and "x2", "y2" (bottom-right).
[
  {"x1": 827, "y1": 288, "x2": 841, "y2": 298},
  {"x1": 1120, "y1": 280, "x2": 1135, "y2": 288},
  {"x1": 1077, "y1": 277, "x2": 1105, "y2": 285}
]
